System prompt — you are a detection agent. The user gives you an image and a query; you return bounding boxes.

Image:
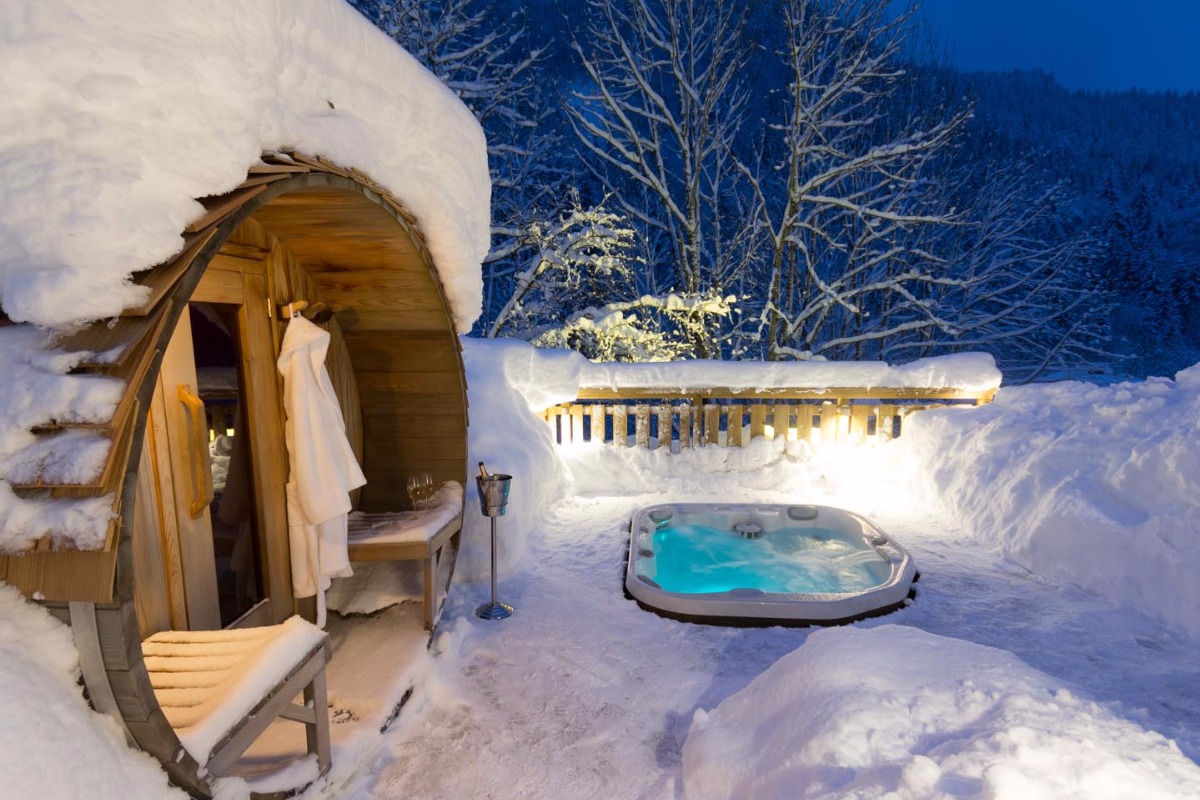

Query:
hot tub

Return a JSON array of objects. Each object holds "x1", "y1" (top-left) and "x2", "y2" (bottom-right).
[{"x1": 626, "y1": 503, "x2": 916, "y2": 624}]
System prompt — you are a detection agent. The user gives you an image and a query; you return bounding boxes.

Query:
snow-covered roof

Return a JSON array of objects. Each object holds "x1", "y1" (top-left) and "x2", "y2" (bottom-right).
[
  {"x1": 0, "y1": 0, "x2": 490, "y2": 333},
  {"x1": 0, "y1": 0, "x2": 491, "y2": 555}
]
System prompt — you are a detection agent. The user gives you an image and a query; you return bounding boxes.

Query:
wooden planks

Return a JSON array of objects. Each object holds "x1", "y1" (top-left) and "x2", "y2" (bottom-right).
[
  {"x1": 131, "y1": 425, "x2": 176, "y2": 638},
  {"x1": 0, "y1": 530, "x2": 120, "y2": 602},
  {"x1": 128, "y1": 230, "x2": 220, "y2": 317}
]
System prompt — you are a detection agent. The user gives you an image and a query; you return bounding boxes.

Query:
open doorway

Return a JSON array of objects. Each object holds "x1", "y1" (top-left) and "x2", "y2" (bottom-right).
[{"x1": 189, "y1": 304, "x2": 265, "y2": 627}]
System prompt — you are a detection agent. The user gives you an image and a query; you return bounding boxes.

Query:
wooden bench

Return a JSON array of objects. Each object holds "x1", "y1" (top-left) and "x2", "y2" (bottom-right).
[
  {"x1": 346, "y1": 481, "x2": 464, "y2": 630},
  {"x1": 142, "y1": 616, "x2": 331, "y2": 781}
]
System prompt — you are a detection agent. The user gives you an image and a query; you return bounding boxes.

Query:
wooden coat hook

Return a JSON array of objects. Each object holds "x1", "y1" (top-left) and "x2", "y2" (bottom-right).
[
  {"x1": 279, "y1": 300, "x2": 333, "y2": 323},
  {"x1": 281, "y1": 300, "x2": 309, "y2": 318}
]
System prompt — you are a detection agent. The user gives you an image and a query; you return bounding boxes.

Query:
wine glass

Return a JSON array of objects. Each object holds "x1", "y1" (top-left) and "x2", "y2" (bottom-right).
[{"x1": 408, "y1": 472, "x2": 433, "y2": 510}]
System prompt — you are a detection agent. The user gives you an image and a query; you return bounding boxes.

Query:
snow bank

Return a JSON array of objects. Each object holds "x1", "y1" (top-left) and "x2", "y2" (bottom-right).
[
  {"x1": 458, "y1": 339, "x2": 572, "y2": 581},
  {"x1": 896, "y1": 363, "x2": 1200, "y2": 639},
  {"x1": 0, "y1": 584, "x2": 186, "y2": 799},
  {"x1": 0, "y1": 0, "x2": 489, "y2": 332},
  {"x1": 682, "y1": 625, "x2": 1200, "y2": 800},
  {"x1": 578, "y1": 352, "x2": 1000, "y2": 393}
]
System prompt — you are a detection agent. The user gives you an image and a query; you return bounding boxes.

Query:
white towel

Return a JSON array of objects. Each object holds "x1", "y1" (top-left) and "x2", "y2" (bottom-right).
[{"x1": 277, "y1": 315, "x2": 366, "y2": 625}]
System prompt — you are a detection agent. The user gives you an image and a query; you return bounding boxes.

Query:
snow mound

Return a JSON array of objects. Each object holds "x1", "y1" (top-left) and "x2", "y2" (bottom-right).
[
  {"x1": 682, "y1": 625, "x2": 1200, "y2": 800},
  {"x1": 578, "y1": 352, "x2": 1000, "y2": 393},
  {"x1": 896, "y1": 363, "x2": 1200, "y2": 639},
  {"x1": 0, "y1": 0, "x2": 489, "y2": 332},
  {"x1": 0, "y1": 584, "x2": 186, "y2": 799},
  {"x1": 458, "y1": 338, "x2": 571, "y2": 580}
]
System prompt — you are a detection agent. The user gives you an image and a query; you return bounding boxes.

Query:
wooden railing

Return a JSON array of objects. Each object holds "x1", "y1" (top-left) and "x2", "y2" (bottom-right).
[{"x1": 542, "y1": 386, "x2": 997, "y2": 450}]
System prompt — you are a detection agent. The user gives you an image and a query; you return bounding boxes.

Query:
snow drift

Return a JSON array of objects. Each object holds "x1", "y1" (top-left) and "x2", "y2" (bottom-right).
[
  {"x1": 457, "y1": 339, "x2": 574, "y2": 581},
  {"x1": 0, "y1": 584, "x2": 187, "y2": 799},
  {"x1": 896, "y1": 363, "x2": 1200, "y2": 639},
  {"x1": 682, "y1": 625, "x2": 1200, "y2": 800}
]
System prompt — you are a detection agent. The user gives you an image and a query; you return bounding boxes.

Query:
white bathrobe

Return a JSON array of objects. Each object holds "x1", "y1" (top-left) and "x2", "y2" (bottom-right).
[{"x1": 278, "y1": 315, "x2": 366, "y2": 626}]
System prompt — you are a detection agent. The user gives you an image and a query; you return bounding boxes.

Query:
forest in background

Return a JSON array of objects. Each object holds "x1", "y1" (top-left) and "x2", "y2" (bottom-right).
[{"x1": 351, "y1": 0, "x2": 1200, "y2": 383}]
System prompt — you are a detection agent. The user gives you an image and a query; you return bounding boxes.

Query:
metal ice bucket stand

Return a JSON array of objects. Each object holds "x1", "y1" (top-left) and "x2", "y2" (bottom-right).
[{"x1": 475, "y1": 467, "x2": 514, "y2": 620}]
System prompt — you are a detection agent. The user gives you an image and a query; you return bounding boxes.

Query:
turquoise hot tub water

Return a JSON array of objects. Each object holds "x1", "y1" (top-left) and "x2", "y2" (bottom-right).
[{"x1": 626, "y1": 503, "x2": 916, "y2": 624}]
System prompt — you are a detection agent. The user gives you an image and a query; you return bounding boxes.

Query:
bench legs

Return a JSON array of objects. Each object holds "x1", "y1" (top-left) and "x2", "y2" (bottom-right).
[
  {"x1": 206, "y1": 645, "x2": 332, "y2": 780},
  {"x1": 423, "y1": 552, "x2": 437, "y2": 631},
  {"x1": 303, "y1": 657, "x2": 332, "y2": 776}
]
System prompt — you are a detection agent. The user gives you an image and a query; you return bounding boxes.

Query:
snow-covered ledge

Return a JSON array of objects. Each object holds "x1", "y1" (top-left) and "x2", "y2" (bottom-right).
[{"x1": 576, "y1": 352, "x2": 1003, "y2": 395}]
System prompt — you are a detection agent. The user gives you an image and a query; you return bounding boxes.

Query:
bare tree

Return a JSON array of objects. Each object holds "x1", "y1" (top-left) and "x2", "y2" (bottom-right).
[
  {"x1": 738, "y1": 0, "x2": 971, "y2": 361},
  {"x1": 353, "y1": 0, "x2": 569, "y2": 331},
  {"x1": 899, "y1": 165, "x2": 1114, "y2": 383},
  {"x1": 568, "y1": 0, "x2": 752, "y2": 356}
]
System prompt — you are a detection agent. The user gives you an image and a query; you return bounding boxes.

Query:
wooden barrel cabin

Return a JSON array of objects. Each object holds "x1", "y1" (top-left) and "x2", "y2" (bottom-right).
[{"x1": 0, "y1": 152, "x2": 471, "y2": 795}]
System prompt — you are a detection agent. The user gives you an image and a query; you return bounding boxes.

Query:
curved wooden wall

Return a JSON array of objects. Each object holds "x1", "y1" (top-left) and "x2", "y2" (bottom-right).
[
  {"x1": 247, "y1": 183, "x2": 470, "y2": 509},
  {"x1": 48, "y1": 154, "x2": 469, "y2": 798}
]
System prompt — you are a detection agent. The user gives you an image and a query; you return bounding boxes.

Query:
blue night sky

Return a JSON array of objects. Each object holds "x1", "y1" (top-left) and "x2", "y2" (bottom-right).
[{"x1": 907, "y1": 0, "x2": 1200, "y2": 93}]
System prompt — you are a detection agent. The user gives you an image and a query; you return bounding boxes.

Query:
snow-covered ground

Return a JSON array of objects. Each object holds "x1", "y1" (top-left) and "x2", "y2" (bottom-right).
[
  {"x1": 322, "y1": 342, "x2": 1200, "y2": 799},
  {"x1": 329, "y1": 464, "x2": 1200, "y2": 799},
  {"x1": 5, "y1": 341, "x2": 1200, "y2": 798}
]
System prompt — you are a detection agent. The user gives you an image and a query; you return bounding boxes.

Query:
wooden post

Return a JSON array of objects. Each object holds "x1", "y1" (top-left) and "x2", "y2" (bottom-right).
[
  {"x1": 750, "y1": 404, "x2": 767, "y2": 441},
  {"x1": 613, "y1": 405, "x2": 629, "y2": 447},
  {"x1": 727, "y1": 405, "x2": 742, "y2": 447},
  {"x1": 812, "y1": 405, "x2": 828, "y2": 446},
  {"x1": 878, "y1": 404, "x2": 897, "y2": 439},
  {"x1": 795, "y1": 403, "x2": 812, "y2": 445},
  {"x1": 678, "y1": 405, "x2": 692, "y2": 449},
  {"x1": 570, "y1": 403, "x2": 585, "y2": 445},
  {"x1": 771, "y1": 403, "x2": 790, "y2": 442},
  {"x1": 656, "y1": 405, "x2": 671, "y2": 451},
  {"x1": 635, "y1": 405, "x2": 650, "y2": 449},
  {"x1": 704, "y1": 403, "x2": 720, "y2": 446},
  {"x1": 850, "y1": 404, "x2": 870, "y2": 442},
  {"x1": 591, "y1": 404, "x2": 605, "y2": 443}
]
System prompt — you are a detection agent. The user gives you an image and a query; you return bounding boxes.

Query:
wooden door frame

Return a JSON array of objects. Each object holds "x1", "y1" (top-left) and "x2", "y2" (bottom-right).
[{"x1": 193, "y1": 254, "x2": 294, "y2": 625}]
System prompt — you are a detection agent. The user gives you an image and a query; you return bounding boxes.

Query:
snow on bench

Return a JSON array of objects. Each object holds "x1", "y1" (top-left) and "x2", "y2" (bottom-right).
[
  {"x1": 346, "y1": 480, "x2": 464, "y2": 629},
  {"x1": 143, "y1": 616, "x2": 330, "y2": 778}
]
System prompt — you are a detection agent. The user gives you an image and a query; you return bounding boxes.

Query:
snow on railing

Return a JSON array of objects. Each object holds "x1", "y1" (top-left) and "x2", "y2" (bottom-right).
[{"x1": 540, "y1": 353, "x2": 1000, "y2": 450}]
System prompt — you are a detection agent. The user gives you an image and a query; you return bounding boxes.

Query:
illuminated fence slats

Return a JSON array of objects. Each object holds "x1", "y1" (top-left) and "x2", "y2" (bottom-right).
[{"x1": 541, "y1": 386, "x2": 994, "y2": 450}]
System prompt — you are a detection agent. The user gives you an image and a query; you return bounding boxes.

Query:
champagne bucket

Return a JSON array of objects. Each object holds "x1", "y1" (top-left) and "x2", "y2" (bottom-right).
[{"x1": 476, "y1": 474, "x2": 512, "y2": 517}]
